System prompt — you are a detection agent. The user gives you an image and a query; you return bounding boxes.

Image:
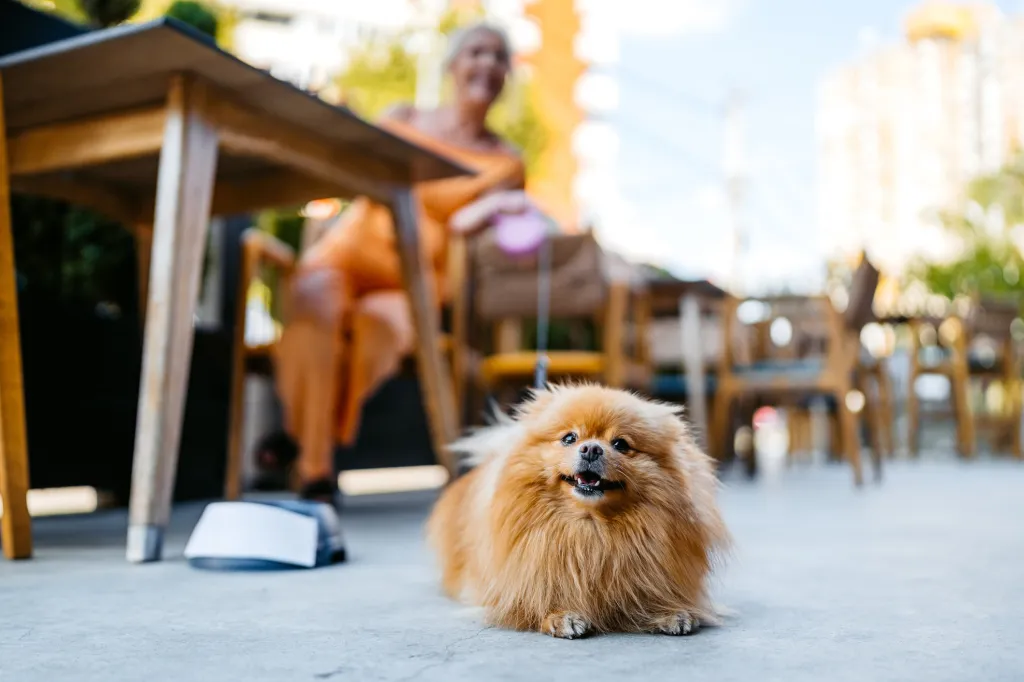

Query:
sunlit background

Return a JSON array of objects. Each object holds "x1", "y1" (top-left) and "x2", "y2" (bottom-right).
[{"x1": 10, "y1": 0, "x2": 1024, "y2": 508}]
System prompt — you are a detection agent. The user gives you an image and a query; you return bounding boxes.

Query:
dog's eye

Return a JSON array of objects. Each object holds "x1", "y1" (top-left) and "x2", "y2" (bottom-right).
[
  {"x1": 560, "y1": 432, "x2": 578, "y2": 446},
  {"x1": 611, "y1": 438, "x2": 630, "y2": 453}
]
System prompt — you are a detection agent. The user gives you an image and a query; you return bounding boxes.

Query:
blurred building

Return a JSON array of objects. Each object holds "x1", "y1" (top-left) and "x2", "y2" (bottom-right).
[
  {"x1": 518, "y1": 0, "x2": 586, "y2": 229},
  {"x1": 817, "y1": 1, "x2": 1024, "y2": 275}
]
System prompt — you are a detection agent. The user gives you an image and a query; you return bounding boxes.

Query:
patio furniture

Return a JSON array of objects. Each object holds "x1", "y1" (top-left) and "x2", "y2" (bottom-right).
[
  {"x1": 857, "y1": 351, "x2": 896, "y2": 458},
  {"x1": 907, "y1": 298, "x2": 1022, "y2": 458},
  {"x1": 710, "y1": 278, "x2": 883, "y2": 485},
  {"x1": 469, "y1": 232, "x2": 652, "y2": 398},
  {"x1": 772, "y1": 255, "x2": 889, "y2": 469},
  {"x1": 0, "y1": 19, "x2": 469, "y2": 561},
  {"x1": 224, "y1": 225, "x2": 473, "y2": 499},
  {"x1": 644, "y1": 278, "x2": 731, "y2": 449}
]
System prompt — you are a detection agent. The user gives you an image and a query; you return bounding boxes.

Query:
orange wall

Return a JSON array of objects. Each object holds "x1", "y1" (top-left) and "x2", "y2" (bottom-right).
[{"x1": 523, "y1": 0, "x2": 586, "y2": 230}]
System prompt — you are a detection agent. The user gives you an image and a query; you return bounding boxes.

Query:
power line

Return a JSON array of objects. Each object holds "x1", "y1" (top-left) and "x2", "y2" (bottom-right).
[
  {"x1": 596, "y1": 112, "x2": 721, "y2": 178},
  {"x1": 612, "y1": 65, "x2": 719, "y2": 119}
]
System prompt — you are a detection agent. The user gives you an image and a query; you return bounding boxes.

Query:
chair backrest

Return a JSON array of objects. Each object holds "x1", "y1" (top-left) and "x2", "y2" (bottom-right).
[
  {"x1": 238, "y1": 230, "x2": 297, "y2": 350},
  {"x1": 966, "y1": 297, "x2": 1021, "y2": 340},
  {"x1": 726, "y1": 295, "x2": 840, "y2": 369},
  {"x1": 471, "y1": 231, "x2": 610, "y2": 321},
  {"x1": 844, "y1": 253, "x2": 880, "y2": 332}
]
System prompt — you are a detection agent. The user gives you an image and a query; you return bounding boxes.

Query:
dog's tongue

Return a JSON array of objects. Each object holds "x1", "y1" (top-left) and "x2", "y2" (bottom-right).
[{"x1": 576, "y1": 472, "x2": 601, "y2": 486}]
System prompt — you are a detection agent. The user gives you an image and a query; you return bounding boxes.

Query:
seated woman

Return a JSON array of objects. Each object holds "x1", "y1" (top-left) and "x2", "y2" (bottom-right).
[{"x1": 258, "y1": 22, "x2": 531, "y2": 505}]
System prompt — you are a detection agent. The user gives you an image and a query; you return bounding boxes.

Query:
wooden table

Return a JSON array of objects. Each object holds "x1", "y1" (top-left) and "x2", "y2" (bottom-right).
[
  {"x1": 647, "y1": 279, "x2": 729, "y2": 447},
  {"x1": 0, "y1": 20, "x2": 470, "y2": 562}
]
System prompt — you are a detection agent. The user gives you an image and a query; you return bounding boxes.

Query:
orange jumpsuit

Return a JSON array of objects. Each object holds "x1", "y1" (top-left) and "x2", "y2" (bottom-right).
[{"x1": 273, "y1": 119, "x2": 525, "y2": 481}]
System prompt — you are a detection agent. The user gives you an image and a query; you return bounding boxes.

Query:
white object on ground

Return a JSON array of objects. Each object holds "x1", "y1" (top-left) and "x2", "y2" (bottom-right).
[{"x1": 184, "y1": 502, "x2": 319, "y2": 568}]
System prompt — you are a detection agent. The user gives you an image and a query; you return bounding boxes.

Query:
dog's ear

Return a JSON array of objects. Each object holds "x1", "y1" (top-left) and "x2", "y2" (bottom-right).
[{"x1": 513, "y1": 385, "x2": 560, "y2": 421}]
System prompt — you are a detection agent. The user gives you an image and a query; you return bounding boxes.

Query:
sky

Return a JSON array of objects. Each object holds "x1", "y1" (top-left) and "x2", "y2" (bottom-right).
[{"x1": 595, "y1": 0, "x2": 1022, "y2": 291}]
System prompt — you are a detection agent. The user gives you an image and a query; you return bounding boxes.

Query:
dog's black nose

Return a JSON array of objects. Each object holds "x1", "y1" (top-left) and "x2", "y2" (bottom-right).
[{"x1": 578, "y1": 441, "x2": 604, "y2": 462}]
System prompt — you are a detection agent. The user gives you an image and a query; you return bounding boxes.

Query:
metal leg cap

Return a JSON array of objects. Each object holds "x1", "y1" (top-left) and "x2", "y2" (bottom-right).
[{"x1": 126, "y1": 524, "x2": 164, "y2": 563}]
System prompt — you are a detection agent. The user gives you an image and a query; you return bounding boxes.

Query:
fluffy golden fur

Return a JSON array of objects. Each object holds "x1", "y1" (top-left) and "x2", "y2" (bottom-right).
[{"x1": 427, "y1": 384, "x2": 731, "y2": 639}]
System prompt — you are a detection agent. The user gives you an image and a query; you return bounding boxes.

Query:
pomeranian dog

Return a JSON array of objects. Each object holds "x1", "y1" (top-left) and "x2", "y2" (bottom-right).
[{"x1": 427, "y1": 384, "x2": 730, "y2": 639}]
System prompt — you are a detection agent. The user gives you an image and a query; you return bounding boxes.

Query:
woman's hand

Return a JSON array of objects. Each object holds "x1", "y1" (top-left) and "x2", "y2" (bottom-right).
[{"x1": 450, "y1": 190, "x2": 531, "y2": 234}]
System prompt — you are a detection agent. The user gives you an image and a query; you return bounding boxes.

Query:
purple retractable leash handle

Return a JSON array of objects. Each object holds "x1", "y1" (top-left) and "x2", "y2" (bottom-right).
[{"x1": 493, "y1": 208, "x2": 553, "y2": 389}]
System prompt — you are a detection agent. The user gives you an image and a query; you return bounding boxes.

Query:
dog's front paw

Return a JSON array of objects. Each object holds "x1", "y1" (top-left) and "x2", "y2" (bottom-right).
[
  {"x1": 650, "y1": 611, "x2": 700, "y2": 636},
  {"x1": 542, "y1": 612, "x2": 592, "y2": 640}
]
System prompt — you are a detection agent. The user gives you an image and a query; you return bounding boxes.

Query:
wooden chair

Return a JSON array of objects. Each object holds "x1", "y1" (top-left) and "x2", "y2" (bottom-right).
[
  {"x1": 783, "y1": 254, "x2": 890, "y2": 465},
  {"x1": 843, "y1": 255, "x2": 892, "y2": 459},
  {"x1": 469, "y1": 232, "x2": 652, "y2": 398},
  {"x1": 967, "y1": 299, "x2": 1023, "y2": 458},
  {"x1": 223, "y1": 224, "x2": 469, "y2": 499},
  {"x1": 224, "y1": 229, "x2": 296, "y2": 500},
  {"x1": 907, "y1": 298, "x2": 1022, "y2": 458},
  {"x1": 710, "y1": 293, "x2": 880, "y2": 485}
]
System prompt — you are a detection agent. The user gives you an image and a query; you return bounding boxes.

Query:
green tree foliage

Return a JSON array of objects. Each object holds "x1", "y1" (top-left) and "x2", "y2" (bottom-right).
[
  {"x1": 164, "y1": 0, "x2": 218, "y2": 39},
  {"x1": 909, "y1": 155, "x2": 1024, "y2": 311},
  {"x1": 334, "y1": 15, "x2": 547, "y2": 177},
  {"x1": 11, "y1": 196, "x2": 135, "y2": 306}
]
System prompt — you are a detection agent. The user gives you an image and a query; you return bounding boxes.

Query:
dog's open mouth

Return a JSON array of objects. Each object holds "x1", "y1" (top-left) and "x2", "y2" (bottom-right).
[{"x1": 560, "y1": 471, "x2": 625, "y2": 496}]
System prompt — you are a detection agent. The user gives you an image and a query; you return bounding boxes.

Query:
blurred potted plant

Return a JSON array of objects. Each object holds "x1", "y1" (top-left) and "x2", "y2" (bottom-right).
[
  {"x1": 164, "y1": 0, "x2": 218, "y2": 39},
  {"x1": 76, "y1": 0, "x2": 140, "y2": 26}
]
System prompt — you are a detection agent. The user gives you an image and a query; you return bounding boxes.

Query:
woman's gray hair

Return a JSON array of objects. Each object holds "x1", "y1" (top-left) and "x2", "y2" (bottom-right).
[{"x1": 442, "y1": 21, "x2": 512, "y2": 71}]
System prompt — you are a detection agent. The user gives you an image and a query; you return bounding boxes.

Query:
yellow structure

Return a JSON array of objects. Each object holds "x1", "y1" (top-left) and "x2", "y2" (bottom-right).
[
  {"x1": 905, "y1": 1, "x2": 978, "y2": 42},
  {"x1": 522, "y1": 0, "x2": 585, "y2": 230}
]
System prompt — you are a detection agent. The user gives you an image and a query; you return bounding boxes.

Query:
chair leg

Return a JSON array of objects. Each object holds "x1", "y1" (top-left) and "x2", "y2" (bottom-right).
[
  {"x1": 836, "y1": 385, "x2": 865, "y2": 486},
  {"x1": 602, "y1": 282, "x2": 629, "y2": 389},
  {"x1": 907, "y1": 369, "x2": 921, "y2": 458},
  {"x1": 789, "y1": 408, "x2": 811, "y2": 461},
  {"x1": 224, "y1": 236, "x2": 259, "y2": 501},
  {"x1": 786, "y1": 409, "x2": 799, "y2": 463},
  {"x1": 829, "y1": 410, "x2": 842, "y2": 463},
  {"x1": 0, "y1": 73, "x2": 32, "y2": 560},
  {"x1": 865, "y1": 383, "x2": 883, "y2": 482},
  {"x1": 710, "y1": 387, "x2": 733, "y2": 463},
  {"x1": 224, "y1": 359, "x2": 246, "y2": 501},
  {"x1": 860, "y1": 372, "x2": 883, "y2": 465},
  {"x1": 951, "y1": 362, "x2": 975, "y2": 459},
  {"x1": 798, "y1": 410, "x2": 812, "y2": 456},
  {"x1": 876, "y1": 363, "x2": 895, "y2": 457},
  {"x1": 1009, "y1": 378, "x2": 1022, "y2": 460}
]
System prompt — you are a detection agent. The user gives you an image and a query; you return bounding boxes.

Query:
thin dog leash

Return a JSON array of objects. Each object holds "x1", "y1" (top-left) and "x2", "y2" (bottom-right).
[{"x1": 533, "y1": 235, "x2": 552, "y2": 389}]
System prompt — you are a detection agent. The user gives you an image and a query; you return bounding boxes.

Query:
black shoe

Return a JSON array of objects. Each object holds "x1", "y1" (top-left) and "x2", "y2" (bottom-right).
[
  {"x1": 251, "y1": 431, "x2": 300, "y2": 492},
  {"x1": 299, "y1": 477, "x2": 344, "y2": 512}
]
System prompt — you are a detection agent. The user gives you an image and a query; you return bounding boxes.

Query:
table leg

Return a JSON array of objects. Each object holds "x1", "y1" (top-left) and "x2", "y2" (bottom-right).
[
  {"x1": 388, "y1": 188, "x2": 459, "y2": 478},
  {"x1": 0, "y1": 73, "x2": 32, "y2": 560},
  {"x1": 126, "y1": 76, "x2": 219, "y2": 562},
  {"x1": 680, "y1": 294, "x2": 708, "y2": 447}
]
